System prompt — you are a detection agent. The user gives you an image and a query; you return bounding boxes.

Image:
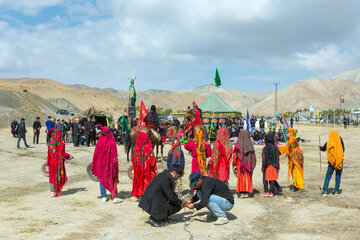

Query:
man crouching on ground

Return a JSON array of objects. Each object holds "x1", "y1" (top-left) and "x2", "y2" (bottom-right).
[
  {"x1": 186, "y1": 172, "x2": 234, "y2": 225},
  {"x1": 139, "y1": 165, "x2": 188, "y2": 227}
]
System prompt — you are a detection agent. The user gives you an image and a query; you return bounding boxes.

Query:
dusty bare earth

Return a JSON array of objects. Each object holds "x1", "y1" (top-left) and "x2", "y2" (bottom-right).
[{"x1": 0, "y1": 124, "x2": 359, "y2": 240}]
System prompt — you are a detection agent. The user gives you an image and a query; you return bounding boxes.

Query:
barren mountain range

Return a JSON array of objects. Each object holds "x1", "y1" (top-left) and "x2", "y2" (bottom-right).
[{"x1": 1, "y1": 68, "x2": 360, "y2": 128}]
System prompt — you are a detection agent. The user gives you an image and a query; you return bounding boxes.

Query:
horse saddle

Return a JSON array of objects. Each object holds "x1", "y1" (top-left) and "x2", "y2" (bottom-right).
[{"x1": 149, "y1": 128, "x2": 161, "y2": 142}]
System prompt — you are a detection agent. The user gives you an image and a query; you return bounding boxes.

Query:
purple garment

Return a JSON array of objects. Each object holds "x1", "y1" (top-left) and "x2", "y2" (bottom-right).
[{"x1": 54, "y1": 123, "x2": 62, "y2": 131}]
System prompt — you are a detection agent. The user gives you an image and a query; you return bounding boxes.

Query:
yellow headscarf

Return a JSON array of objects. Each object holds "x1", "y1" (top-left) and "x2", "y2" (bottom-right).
[
  {"x1": 286, "y1": 128, "x2": 297, "y2": 143},
  {"x1": 326, "y1": 130, "x2": 344, "y2": 170}
]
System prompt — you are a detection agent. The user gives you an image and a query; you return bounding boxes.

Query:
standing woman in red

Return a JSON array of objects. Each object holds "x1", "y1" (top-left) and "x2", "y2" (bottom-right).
[
  {"x1": 209, "y1": 127, "x2": 233, "y2": 185},
  {"x1": 131, "y1": 132, "x2": 158, "y2": 198},
  {"x1": 91, "y1": 126, "x2": 121, "y2": 203},
  {"x1": 47, "y1": 129, "x2": 73, "y2": 197},
  {"x1": 233, "y1": 130, "x2": 257, "y2": 198}
]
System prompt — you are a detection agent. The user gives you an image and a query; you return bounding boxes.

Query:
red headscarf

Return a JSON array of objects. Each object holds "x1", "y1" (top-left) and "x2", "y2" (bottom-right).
[
  {"x1": 131, "y1": 132, "x2": 157, "y2": 197},
  {"x1": 91, "y1": 127, "x2": 119, "y2": 199},
  {"x1": 47, "y1": 129, "x2": 71, "y2": 197}
]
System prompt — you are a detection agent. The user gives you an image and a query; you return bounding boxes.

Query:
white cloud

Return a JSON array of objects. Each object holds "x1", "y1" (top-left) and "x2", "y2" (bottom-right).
[
  {"x1": 0, "y1": 0, "x2": 360, "y2": 91},
  {"x1": 295, "y1": 45, "x2": 359, "y2": 77},
  {"x1": 0, "y1": 0, "x2": 63, "y2": 15}
]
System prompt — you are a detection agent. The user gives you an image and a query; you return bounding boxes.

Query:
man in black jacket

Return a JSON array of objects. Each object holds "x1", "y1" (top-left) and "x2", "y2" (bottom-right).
[
  {"x1": 84, "y1": 118, "x2": 92, "y2": 147},
  {"x1": 73, "y1": 118, "x2": 81, "y2": 147},
  {"x1": 17, "y1": 118, "x2": 30, "y2": 148},
  {"x1": 139, "y1": 165, "x2": 187, "y2": 227},
  {"x1": 186, "y1": 172, "x2": 234, "y2": 225},
  {"x1": 32, "y1": 117, "x2": 41, "y2": 144}
]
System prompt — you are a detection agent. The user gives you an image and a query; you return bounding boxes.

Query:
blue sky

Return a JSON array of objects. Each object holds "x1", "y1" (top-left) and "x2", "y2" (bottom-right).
[{"x1": 0, "y1": 0, "x2": 359, "y2": 92}]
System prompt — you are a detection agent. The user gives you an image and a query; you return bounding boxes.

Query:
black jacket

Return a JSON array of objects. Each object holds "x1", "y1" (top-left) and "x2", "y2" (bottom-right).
[
  {"x1": 18, "y1": 122, "x2": 26, "y2": 136},
  {"x1": 139, "y1": 170, "x2": 182, "y2": 220},
  {"x1": 146, "y1": 111, "x2": 159, "y2": 127},
  {"x1": 259, "y1": 119, "x2": 265, "y2": 128},
  {"x1": 84, "y1": 121, "x2": 91, "y2": 132},
  {"x1": 73, "y1": 122, "x2": 81, "y2": 134},
  {"x1": 33, "y1": 121, "x2": 41, "y2": 130},
  {"x1": 191, "y1": 176, "x2": 234, "y2": 210}
]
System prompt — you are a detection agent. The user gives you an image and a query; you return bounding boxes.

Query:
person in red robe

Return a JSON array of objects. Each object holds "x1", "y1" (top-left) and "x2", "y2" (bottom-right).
[
  {"x1": 209, "y1": 127, "x2": 233, "y2": 185},
  {"x1": 184, "y1": 101, "x2": 202, "y2": 136},
  {"x1": 92, "y1": 126, "x2": 121, "y2": 203},
  {"x1": 233, "y1": 130, "x2": 257, "y2": 198},
  {"x1": 184, "y1": 129, "x2": 212, "y2": 176},
  {"x1": 131, "y1": 132, "x2": 158, "y2": 197},
  {"x1": 47, "y1": 129, "x2": 72, "y2": 197}
]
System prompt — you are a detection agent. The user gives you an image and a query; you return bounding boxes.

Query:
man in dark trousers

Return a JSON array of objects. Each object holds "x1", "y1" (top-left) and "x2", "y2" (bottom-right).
[
  {"x1": 45, "y1": 116, "x2": 53, "y2": 144},
  {"x1": 250, "y1": 115, "x2": 257, "y2": 137},
  {"x1": 259, "y1": 116, "x2": 265, "y2": 131},
  {"x1": 186, "y1": 172, "x2": 234, "y2": 225},
  {"x1": 32, "y1": 116, "x2": 41, "y2": 144},
  {"x1": 139, "y1": 165, "x2": 187, "y2": 227},
  {"x1": 17, "y1": 118, "x2": 30, "y2": 148},
  {"x1": 84, "y1": 117, "x2": 92, "y2": 147},
  {"x1": 225, "y1": 116, "x2": 232, "y2": 132},
  {"x1": 73, "y1": 118, "x2": 81, "y2": 147},
  {"x1": 11, "y1": 120, "x2": 18, "y2": 138},
  {"x1": 90, "y1": 118, "x2": 96, "y2": 146}
]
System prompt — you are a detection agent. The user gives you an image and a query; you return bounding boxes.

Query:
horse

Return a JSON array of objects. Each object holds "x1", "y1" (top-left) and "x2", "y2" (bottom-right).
[{"x1": 124, "y1": 126, "x2": 164, "y2": 163}]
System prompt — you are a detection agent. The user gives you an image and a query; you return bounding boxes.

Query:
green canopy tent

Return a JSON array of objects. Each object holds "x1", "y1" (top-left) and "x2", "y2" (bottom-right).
[
  {"x1": 198, "y1": 93, "x2": 241, "y2": 140},
  {"x1": 73, "y1": 107, "x2": 112, "y2": 127}
]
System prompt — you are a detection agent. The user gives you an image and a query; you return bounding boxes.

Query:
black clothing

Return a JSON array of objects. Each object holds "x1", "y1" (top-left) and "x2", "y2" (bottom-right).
[
  {"x1": 172, "y1": 119, "x2": 180, "y2": 127},
  {"x1": 73, "y1": 122, "x2": 81, "y2": 147},
  {"x1": 250, "y1": 118, "x2": 256, "y2": 127},
  {"x1": 146, "y1": 111, "x2": 160, "y2": 128},
  {"x1": 84, "y1": 121, "x2": 91, "y2": 146},
  {"x1": 139, "y1": 170, "x2": 182, "y2": 221},
  {"x1": 253, "y1": 132, "x2": 261, "y2": 141},
  {"x1": 11, "y1": 121, "x2": 18, "y2": 137},
  {"x1": 259, "y1": 119, "x2": 265, "y2": 129},
  {"x1": 18, "y1": 122, "x2": 26, "y2": 137},
  {"x1": 33, "y1": 121, "x2": 41, "y2": 130},
  {"x1": 319, "y1": 138, "x2": 345, "y2": 152},
  {"x1": 290, "y1": 119, "x2": 294, "y2": 128},
  {"x1": 191, "y1": 176, "x2": 234, "y2": 210},
  {"x1": 17, "y1": 122, "x2": 29, "y2": 147},
  {"x1": 225, "y1": 119, "x2": 232, "y2": 128}
]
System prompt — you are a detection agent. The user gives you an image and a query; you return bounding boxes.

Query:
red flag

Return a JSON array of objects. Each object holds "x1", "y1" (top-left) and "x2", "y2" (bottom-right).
[{"x1": 138, "y1": 100, "x2": 148, "y2": 128}]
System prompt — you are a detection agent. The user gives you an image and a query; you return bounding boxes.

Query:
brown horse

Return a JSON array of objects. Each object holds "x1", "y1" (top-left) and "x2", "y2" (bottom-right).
[{"x1": 124, "y1": 126, "x2": 164, "y2": 162}]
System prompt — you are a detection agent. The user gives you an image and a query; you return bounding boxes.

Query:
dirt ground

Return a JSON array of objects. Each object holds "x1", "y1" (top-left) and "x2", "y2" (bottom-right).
[{"x1": 0, "y1": 124, "x2": 359, "y2": 240}]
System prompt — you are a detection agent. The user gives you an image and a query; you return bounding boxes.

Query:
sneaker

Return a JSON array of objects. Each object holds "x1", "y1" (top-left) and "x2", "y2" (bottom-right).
[
  {"x1": 149, "y1": 216, "x2": 164, "y2": 227},
  {"x1": 113, "y1": 198, "x2": 122, "y2": 204},
  {"x1": 268, "y1": 193, "x2": 274, "y2": 198},
  {"x1": 296, "y1": 189, "x2": 306, "y2": 194},
  {"x1": 321, "y1": 192, "x2": 328, "y2": 197},
  {"x1": 214, "y1": 217, "x2": 229, "y2": 225},
  {"x1": 51, "y1": 192, "x2": 55, "y2": 197},
  {"x1": 241, "y1": 193, "x2": 249, "y2": 198},
  {"x1": 206, "y1": 213, "x2": 217, "y2": 222},
  {"x1": 333, "y1": 191, "x2": 339, "y2": 196},
  {"x1": 102, "y1": 197, "x2": 108, "y2": 202},
  {"x1": 260, "y1": 192, "x2": 270, "y2": 197}
]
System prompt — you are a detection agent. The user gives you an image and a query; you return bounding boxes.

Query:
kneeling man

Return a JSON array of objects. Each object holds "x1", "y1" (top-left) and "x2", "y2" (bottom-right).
[
  {"x1": 139, "y1": 165, "x2": 187, "y2": 227},
  {"x1": 186, "y1": 172, "x2": 234, "y2": 225}
]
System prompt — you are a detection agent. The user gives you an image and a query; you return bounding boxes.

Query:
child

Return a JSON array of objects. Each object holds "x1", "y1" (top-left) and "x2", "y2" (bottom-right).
[
  {"x1": 261, "y1": 133, "x2": 280, "y2": 197},
  {"x1": 167, "y1": 139, "x2": 185, "y2": 195},
  {"x1": 319, "y1": 130, "x2": 345, "y2": 196}
]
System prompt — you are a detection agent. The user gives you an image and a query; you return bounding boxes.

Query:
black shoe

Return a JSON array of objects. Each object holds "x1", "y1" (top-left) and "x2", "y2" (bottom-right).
[{"x1": 148, "y1": 216, "x2": 164, "y2": 227}]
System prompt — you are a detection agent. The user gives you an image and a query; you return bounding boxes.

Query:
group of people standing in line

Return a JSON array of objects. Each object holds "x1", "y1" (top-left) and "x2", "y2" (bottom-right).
[{"x1": 11, "y1": 108, "x2": 346, "y2": 227}]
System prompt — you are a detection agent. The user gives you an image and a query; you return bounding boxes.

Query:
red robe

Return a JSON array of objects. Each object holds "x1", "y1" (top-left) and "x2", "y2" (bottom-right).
[
  {"x1": 47, "y1": 130, "x2": 71, "y2": 197},
  {"x1": 184, "y1": 140, "x2": 211, "y2": 175},
  {"x1": 209, "y1": 128, "x2": 233, "y2": 182},
  {"x1": 91, "y1": 127, "x2": 119, "y2": 199},
  {"x1": 131, "y1": 132, "x2": 157, "y2": 197}
]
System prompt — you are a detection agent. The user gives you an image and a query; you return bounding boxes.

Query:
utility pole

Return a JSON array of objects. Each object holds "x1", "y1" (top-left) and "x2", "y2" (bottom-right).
[
  {"x1": 273, "y1": 81, "x2": 280, "y2": 118},
  {"x1": 339, "y1": 94, "x2": 344, "y2": 126}
]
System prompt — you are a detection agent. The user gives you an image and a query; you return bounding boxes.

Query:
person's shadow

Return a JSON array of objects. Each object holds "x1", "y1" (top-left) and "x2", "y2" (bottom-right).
[{"x1": 62, "y1": 187, "x2": 86, "y2": 196}]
